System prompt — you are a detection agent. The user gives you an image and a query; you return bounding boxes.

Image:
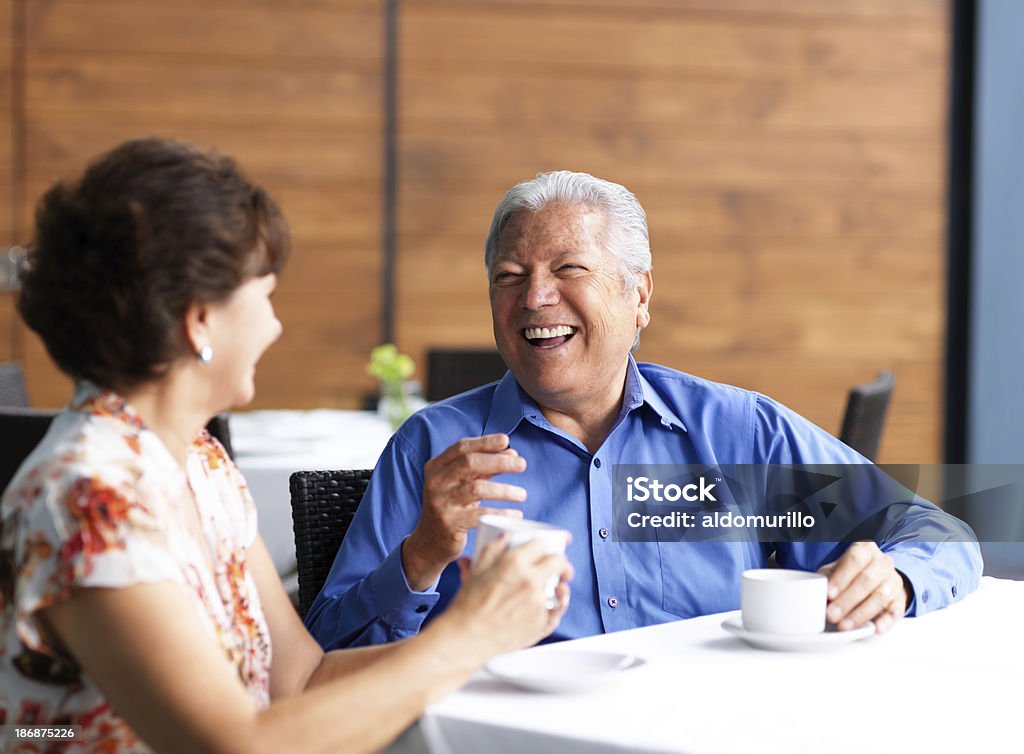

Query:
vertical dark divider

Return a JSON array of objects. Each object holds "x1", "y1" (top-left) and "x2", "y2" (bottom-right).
[
  {"x1": 381, "y1": 0, "x2": 400, "y2": 345},
  {"x1": 944, "y1": 0, "x2": 976, "y2": 464}
]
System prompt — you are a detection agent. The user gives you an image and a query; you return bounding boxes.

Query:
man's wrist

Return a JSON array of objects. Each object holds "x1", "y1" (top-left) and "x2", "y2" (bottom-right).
[
  {"x1": 401, "y1": 535, "x2": 444, "y2": 592},
  {"x1": 897, "y1": 569, "x2": 914, "y2": 608}
]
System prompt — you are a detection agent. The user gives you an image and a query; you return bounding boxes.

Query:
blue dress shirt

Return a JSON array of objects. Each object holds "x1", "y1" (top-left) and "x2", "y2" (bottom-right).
[{"x1": 305, "y1": 359, "x2": 982, "y2": 650}]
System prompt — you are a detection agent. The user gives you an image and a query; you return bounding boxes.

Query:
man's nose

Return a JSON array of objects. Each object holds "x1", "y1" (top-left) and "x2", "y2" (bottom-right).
[{"x1": 523, "y1": 275, "x2": 560, "y2": 309}]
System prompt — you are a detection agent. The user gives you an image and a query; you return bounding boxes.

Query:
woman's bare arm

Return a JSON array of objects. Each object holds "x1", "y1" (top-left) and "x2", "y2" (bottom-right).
[{"x1": 42, "y1": 536, "x2": 570, "y2": 754}]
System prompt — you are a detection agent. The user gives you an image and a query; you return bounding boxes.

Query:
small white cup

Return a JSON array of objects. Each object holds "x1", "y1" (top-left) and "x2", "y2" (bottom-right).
[
  {"x1": 741, "y1": 569, "x2": 828, "y2": 635},
  {"x1": 472, "y1": 515, "x2": 570, "y2": 609}
]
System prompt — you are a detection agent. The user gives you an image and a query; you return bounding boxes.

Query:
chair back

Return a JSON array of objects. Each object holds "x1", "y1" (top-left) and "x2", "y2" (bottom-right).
[
  {"x1": 289, "y1": 469, "x2": 373, "y2": 618},
  {"x1": 0, "y1": 362, "x2": 30, "y2": 408},
  {"x1": 0, "y1": 408, "x2": 58, "y2": 497},
  {"x1": 426, "y1": 348, "x2": 507, "y2": 402},
  {"x1": 205, "y1": 413, "x2": 233, "y2": 459},
  {"x1": 839, "y1": 371, "x2": 896, "y2": 461}
]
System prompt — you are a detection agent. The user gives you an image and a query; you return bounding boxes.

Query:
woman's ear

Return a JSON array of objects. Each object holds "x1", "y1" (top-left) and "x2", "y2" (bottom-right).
[{"x1": 183, "y1": 301, "x2": 212, "y2": 357}]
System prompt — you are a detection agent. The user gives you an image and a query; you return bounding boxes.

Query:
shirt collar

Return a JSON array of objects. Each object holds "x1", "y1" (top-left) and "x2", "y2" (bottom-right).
[
  {"x1": 482, "y1": 356, "x2": 687, "y2": 436},
  {"x1": 483, "y1": 371, "x2": 530, "y2": 436},
  {"x1": 70, "y1": 380, "x2": 214, "y2": 455},
  {"x1": 71, "y1": 381, "x2": 146, "y2": 431},
  {"x1": 632, "y1": 358, "x2": 688, "y2": 432}
]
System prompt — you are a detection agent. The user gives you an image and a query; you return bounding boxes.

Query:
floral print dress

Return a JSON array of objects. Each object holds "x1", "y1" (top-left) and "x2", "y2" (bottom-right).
[{"x1": 0, "y1": 384, "x2": 272, "y2": 752}]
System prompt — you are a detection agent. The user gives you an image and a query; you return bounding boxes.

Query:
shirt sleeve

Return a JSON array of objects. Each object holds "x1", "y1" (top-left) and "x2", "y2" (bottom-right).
[
  {"x1": 752, "y1": 394, "x2": 983, "y2": 616},
  {"x1": 5, "y1": 463, "x2": 181, "y2": 655},
  {"x1": 303, "y1": 430, "x2": 441, "y2": 650}
]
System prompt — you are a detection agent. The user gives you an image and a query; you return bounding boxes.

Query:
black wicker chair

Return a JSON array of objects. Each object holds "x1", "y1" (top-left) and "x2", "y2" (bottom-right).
[
  {"x1": 839, "y1": 371, "x2": 895, "y2": 462},
  {"x1": 0, "y1": 362, "x2": 30, "y2": 408},
  {"x1": 426, "y1": 348, "x2": 507, "y2": 402},
  {"x1": 205, "y1": 413, "x2": 234, "y2": 460},
  {"x1": 289, "y1": 469, "x2": 373, "y2": 618},
  {"x1": 1, "y1": 408, "x2": 58, "y2": 496}
]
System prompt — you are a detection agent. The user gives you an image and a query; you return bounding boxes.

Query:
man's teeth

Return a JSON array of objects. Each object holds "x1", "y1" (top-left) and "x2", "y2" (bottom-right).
[{"x1": 525, "y1": 326, "x2": 575, "y2": 340}]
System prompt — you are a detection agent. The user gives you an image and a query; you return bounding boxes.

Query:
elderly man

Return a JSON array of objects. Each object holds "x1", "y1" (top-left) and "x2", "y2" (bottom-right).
[{"x1": 306, "y1": 171, "x2": 981, "y2": 650}]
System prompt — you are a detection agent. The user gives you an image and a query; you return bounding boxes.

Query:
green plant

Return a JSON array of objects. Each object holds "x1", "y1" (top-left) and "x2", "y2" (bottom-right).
[{"x1": 367, "y1": 344, "x2": 416, "y2": 430}]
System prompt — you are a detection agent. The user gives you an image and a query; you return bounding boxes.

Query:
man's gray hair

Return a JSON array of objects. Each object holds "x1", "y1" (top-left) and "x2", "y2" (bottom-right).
[{"x1": 483, "y1": 170, "x2": 652, "y2": 288}]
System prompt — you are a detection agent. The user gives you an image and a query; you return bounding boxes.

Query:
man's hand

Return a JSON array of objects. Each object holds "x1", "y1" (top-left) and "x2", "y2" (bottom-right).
[
  {"x1": 402, "y1": 434, "x2": 527, "y2": 591},
  {"x1": 817, "y1": 541, "x2": 911, "y2": 635}
]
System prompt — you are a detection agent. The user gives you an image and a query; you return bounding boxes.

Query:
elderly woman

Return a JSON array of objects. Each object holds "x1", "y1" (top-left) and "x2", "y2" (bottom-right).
[{"x1": 0, "y1": 137, "x2": 571, "y2": 753}]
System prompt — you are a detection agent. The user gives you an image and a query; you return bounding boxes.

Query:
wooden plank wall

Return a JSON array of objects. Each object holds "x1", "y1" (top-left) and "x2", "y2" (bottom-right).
[
  {"x1": 0, "y1": 0, "x2": 14, "y2": 363},
  {"x1": 11, "y1": 0, "x2": 385, "y2": 408},
  {"x1": 397, "y1": 0, "x2": 950, "y2": 463},
  {"x1": 0, "y1": 0, "x2": 950, "y2": 463}
]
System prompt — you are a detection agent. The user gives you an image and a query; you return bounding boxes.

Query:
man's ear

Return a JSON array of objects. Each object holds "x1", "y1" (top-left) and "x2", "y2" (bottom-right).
[
  {"x1": 636, "y1": 270, "x2": 653, "y2": 329},
  {"x1": 183, "y1": 300, "x2": 212, "y2": 356}
]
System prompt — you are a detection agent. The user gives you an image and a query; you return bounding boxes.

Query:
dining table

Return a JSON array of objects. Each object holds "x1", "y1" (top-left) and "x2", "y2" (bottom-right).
[
  {"x1": 387, "y1": 575, "x2": 1021, "y2": 754},
  {"x1": 229, "y1": 409, "x2": 395, "y2": 577}
]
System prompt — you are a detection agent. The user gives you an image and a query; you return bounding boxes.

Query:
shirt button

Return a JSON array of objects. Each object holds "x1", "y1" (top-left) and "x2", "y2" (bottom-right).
[
  {"x1": 921, "y1": 590, "x2": 930, "y2": 604},
  {"x1": 607, "y1": 596, "x2": 619, "y2": 608},
  {"x1": 952, "y1": 585, "x2": 958, "y2": 598},
  {"x1": 599, "y1": 527, "x2": 609, "y2": 539},
  {"x1": 594, "y1": 457, "x2": 602, "y2": 468},
  {"x1": 415, "y1": 605, "x2": 429, "y2": 614}
]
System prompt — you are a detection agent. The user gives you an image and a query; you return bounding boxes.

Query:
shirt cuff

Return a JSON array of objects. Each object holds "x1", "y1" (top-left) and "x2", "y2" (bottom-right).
[
  {"x1": 368, "y1": 538, "x2": 441, "y2": 632},
  {"x1": 887, "y1": 552, "x2": 930, "y2": 616}
]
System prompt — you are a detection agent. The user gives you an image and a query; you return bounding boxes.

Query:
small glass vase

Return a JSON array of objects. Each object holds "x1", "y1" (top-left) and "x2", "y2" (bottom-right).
[{"x1": 378, "y1": 380, "x2": 412, "y2": 431}]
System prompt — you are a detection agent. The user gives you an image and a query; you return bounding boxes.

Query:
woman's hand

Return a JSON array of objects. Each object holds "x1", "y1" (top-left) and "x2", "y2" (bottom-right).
[{"x1": 439, "y1": 535, "x2": 574, "y2": 660}]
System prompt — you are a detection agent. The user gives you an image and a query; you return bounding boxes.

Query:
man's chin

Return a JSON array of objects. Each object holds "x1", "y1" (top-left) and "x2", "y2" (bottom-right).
[
  {"x1": 511, "y1": 340, "x2": 577, "y2": 367},
  {"x1": 512, "y1": 373, "x2": 578, "y2": 406}
]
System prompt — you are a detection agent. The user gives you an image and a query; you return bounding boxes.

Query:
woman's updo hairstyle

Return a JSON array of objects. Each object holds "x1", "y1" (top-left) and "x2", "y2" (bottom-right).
[{"x1": 18, "y1": 137, "x2": 289, "y2": 391}]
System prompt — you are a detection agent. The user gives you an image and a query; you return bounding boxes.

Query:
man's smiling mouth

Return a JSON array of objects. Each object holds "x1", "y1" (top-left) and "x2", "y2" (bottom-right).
[{"x1": 522, "y1": 325, "x2": 577, "y2": 348}]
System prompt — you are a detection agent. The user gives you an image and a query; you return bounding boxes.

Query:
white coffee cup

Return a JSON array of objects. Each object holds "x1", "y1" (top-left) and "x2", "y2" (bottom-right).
[
  {"x1": 741, "y1": 568, "x2": 828, "y2": 635},
  {"x1": 472, "y1": 515, "x2": 570, "y2": 609}
]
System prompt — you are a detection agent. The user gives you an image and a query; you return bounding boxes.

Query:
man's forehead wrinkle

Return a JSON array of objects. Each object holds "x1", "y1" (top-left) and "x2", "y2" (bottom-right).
[{"x1": 498, "y1": 205, "x2": 606, "y2": 260}]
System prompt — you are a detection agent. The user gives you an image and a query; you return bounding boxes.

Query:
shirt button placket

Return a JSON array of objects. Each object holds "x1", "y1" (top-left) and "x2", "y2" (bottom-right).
[
  {"x1": 590, "y1": 452, "x2": 623, "y2": 629},
  {"x1": 594, "y1": 458, "x2": 608, "y2": 541}
]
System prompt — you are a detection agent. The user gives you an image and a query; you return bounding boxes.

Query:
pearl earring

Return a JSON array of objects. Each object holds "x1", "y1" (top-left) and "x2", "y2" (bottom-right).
[{"x1": 197, "y1": 345, "x2": 214, "y2": 365}]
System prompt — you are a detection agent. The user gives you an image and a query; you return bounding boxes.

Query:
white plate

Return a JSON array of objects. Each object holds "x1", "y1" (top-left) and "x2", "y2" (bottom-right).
[
  {"x1": 485, "y1": 649, "x2": 638, "y2": 693},
  {"x1": 721, "y1": 615, "x2": 874, "y2": 651}
]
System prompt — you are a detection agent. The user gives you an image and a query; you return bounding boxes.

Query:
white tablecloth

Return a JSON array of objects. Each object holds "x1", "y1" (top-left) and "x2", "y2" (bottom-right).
[
  {"x1": 409, "y1": 577, "x2": 1022, "y2": 754},
  {"x1": 230, "y1": 409, "x2": 395, "y2": 575}
]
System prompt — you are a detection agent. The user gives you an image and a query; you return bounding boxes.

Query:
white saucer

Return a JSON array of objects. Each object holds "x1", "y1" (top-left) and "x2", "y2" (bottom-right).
[
  {"x1": 485, "y1": 649, "x2": 639, "y2": 693},
  {"x1": 721, "y1": 615, "x2": 874, "y2": 651}
]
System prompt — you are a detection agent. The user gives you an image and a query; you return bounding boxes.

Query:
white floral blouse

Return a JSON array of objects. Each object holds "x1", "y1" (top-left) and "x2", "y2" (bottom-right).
[{"x1": 0, "y1": 384, "x2": 272, "y2": 753}]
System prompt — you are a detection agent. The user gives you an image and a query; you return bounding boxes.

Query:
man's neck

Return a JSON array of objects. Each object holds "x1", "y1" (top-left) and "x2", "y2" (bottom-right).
[{"x1": 535, "y1": 364, "x2": 630, "y2": 455}]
